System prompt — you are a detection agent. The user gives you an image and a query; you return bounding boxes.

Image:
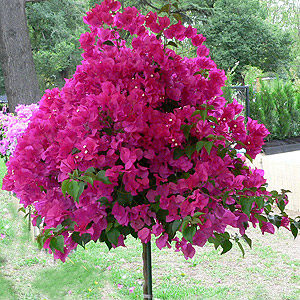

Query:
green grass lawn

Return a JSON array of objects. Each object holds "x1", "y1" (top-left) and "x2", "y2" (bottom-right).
[
  {"x1": 0, "y1": 158, "x2": 6, "y2": 188},
  {"x1": 0, "y1": 190, "x2": 300, "y2": 300},
  {"x1": 0, "y1": 159, "x2": 300, "y2": 299}
]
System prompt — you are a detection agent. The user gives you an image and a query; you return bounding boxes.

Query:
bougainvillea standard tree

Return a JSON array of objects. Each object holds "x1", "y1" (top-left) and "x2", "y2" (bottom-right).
[
  {"x1": 2, "y1": 0, "x2": 294, "y2": 298},
  {"x1": 0, "y1": 104, "x2": 39, "y2": 161}
]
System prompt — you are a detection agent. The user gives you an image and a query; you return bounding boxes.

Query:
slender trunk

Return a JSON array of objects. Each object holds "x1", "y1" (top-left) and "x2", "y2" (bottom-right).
[
  {"x1": 142, "y1": 242, "x2": 153, "y2": 300},
  {"x1": 0, "y1": 0, "x2": 40, "y2": 113}
]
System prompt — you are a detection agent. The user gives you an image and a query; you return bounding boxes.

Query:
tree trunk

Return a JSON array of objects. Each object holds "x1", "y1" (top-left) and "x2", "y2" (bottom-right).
[
  {"x1": 0, "y1": 0, "x2": 40, "y2": 113},
  {"x1": 142, "y1": 242, "x2": 153, "y2": 300}
]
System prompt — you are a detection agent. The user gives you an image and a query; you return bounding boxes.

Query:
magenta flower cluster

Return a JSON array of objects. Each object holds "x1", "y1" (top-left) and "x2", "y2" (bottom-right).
[
  {"x1": 2, "y1": 0, "x2": 289, "y2": 261},
  {"x1": 0, "y1": 104, "x2": 39, "y2": 159}
]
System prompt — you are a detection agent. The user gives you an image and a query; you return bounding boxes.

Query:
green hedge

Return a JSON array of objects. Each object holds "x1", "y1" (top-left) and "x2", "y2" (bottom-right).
[{"x1": 250, "y1": 79, "x2": 300, "y2": 141}]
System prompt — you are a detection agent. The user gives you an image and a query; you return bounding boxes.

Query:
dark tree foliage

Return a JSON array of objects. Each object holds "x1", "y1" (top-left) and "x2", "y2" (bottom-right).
[
  {"x1": 200, "y1": 0, "x2": 293, "y2": 79},
  {"x1": 26, "y1": 0, "x2": 88, "y2": 90}
]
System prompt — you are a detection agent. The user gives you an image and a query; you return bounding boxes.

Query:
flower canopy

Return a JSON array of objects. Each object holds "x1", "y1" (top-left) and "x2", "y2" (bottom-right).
[{"x1": 3, "y1": 0, "x2": 289, "y2": 261}]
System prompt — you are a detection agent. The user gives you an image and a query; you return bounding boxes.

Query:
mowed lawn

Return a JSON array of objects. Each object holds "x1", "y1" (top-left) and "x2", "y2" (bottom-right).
[{"x1": 0, "y1": 161, "x2": 300, "y2": 300}]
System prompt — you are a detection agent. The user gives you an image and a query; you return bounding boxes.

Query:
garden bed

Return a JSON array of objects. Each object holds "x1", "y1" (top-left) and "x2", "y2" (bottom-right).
[{"x1": 263, "y1": 137, "x2": 300, "y2": 155}]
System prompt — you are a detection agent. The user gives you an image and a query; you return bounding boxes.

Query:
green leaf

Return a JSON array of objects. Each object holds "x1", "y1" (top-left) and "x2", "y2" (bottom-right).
[
  {"x1": 240, "y1": 197, "x2": 253, "y2": 217},
  {"x1": 216, "y1": 135, "x2": 226, "y2": 140},
  {"x1": 222, "y1": 190, "x2": 231, "y2": 205},
  {"x1": 242, "y1": 234, "x2": 252, "y2": 248},
  {"x1": 193, "y1": 70, "x2": 209, "y2": 78},
  {"x1": 191, "y1": 217, "x2": 202, "y2": 225},
  {"x1": 200, "y1": 110, "x2": 207, "y2": 120},
  {"x1": 61, "y1": 219, "x2": 75, "y2": 231},
  {"x1": 182, "y1": 226, "x2": 196, "y2": 243},
  {"x1": 107, "y1": 227, "x2": 120, "y2": 246},
  {"x1": 151, "y1": 201, "x2": 160, "y2": 213},
  {"x1": 36, "y1": 216, "x2": 43, "y2": 228},
  {"x1": 69, "y1": 181, "x2": 85, "y2": 203},
  {"x1": 218, "y1": 145, "x2": 227, "y2": 159},
  {"x1": 268, "y1": 215, "x2": 282, "y2": 228},
  {"x1": 96, "y1": 170, "x2": 112, "y2": 185},
  {"x1": 39, "y1": 185, "x2": 46, "y2": 192},
  {"x1": 221, "y1": 239, "x2": 232, "y2": 254},
  {"x1": 196, "y1": 141, "x2": 205, "y2": 152},
  {"x1": 103, "y1": 40, "x2": 114, "y2": 46},
  {"x1": 116, "y1": 190, "x2": 133, "y2": 205},
  {"x1": 172, "y1": 2, "x2": 179, "y2": 9},
  {"x1": 204, "y1": 141, "x2": 214, "y2": 155},
  {"x1": 71, "y1": 148, "x2": 80, "y2": 154},
  {"x1": 256, "y1": 214, "x2": 268, "y2": 223},
  {"x1": 81, "y1": 233, "x2": 91, "y2": 246},
  {"x1": 85, "y1": 167, "x2": 95, "y2": 173},
  {"x1": 237, "y1": 241, "x2": 245, "y2": 258},
  {"x1": 206, "y1": 134, "x2": 215, "y2": 139},
  {"x1": 245, "y1": 153, "x2": 253, "y2": 163},
  {"x1": 294, "y1": 221, "x2": 300, "y2": 229},
  {"x1": 236, "y1": 141, "x2": 246, "y2": 148},
  {"x1": 167, "y1": 41, "x2": 178, "y2": 48},
  {"x1": 193, "y1": 212, "x2": 205, "y2": 218},
  {"x1": 172, "y1": 13, "x2": 182, "y2": 21},
  {"x1": 255, "y1": 197, "x2": 264, "y2": 209},
  {"x1": 158, "y1": 3, "x2": 170, "y2": 14},
  {"x1": 207, "y1": 116, "x2": 218, "y2": 124},
  {"x1": 71, "y1": 232, "x2": 91, "y2": 248},
  {"x1": 97, "y1": 196, "x2": 109, "y2": 205},
  {"x1": 208, "y1": 235, "x2": 221, "y2": 250},
  {"x1": 173, "y1": 148, "x2": 185, "y2": 160},
  {"x1": 191, "y1": 110, "x2": 202, "y2": 117},
  {"x1": 171, "y1": 220, "x2": 182, "y2": 234},
  {"x1": 277, "y1": 199, "x2": 286, "y2": 212},
  {"x1": 185, "y1": 145, "x2": 196, "y2": 159},
  {"x1": 53, "y1": 224, "x2": 63, "y2": 233},
  {"x1": 80, "y1": 175, "x2": 94, "y2": 186},
  {"x1": 71, "y1": 232, "x2": 81, "y2": 246},
  {"x1": 84, "y1": 171, "x2": 97, "y2": 182},
  {"x1": 180, "y1": 124, "x2": 193, "y2": 140},
  {"x1": 50, "y1": 236, "x2": 64, "y2": 253},
  {"x1": 181, "y1": 219, "x2": 189, "y2": 231},
  {"x1": 220, "y1": 232, "x2": 230, "y2": 239},
  {"x1": 291, "y1": 223, "x2": 298, "y2": 239},
  {"x1": 105, "y1": 222, "x2": 113, "y2": 233},
  {"x1": 156, "y1": 208, "x2": 169, "y2": 220},
  {"x1": 18, "y1": 207, "x2": 26, "y2": 214},
  {"x1": 61, "y1": 179, "x2": 70, "y2": 197}
]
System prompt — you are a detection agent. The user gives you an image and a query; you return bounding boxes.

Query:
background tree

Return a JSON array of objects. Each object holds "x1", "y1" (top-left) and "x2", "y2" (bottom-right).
[
  {"x1": 199, "y1": 0, "x2": 293, "y2": 81},
  {"x1": 0, "y1": 0, "x2": 297, "y2": 108},
  {"x1": 26, "y1": 0, "x2": 88, "y2": 90},
  {"x1": 0, "y1": 0, "x2": 41, "y2": 113},
  {"x1": 261, "y1": 0, "x2": 300, "y2": 77}
]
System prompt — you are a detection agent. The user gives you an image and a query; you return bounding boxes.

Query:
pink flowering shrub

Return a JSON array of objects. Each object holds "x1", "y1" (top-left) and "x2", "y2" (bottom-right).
[
  {"x1": 2, "y1": 0, "x2": 293, "y2": 261},
  {"x1": 0, "y1": 104, "x2": 39, "y2": 160}
]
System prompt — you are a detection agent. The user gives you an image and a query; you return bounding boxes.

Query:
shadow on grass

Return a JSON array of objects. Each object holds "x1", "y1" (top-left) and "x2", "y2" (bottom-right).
[{"x1": 31, "y1": 261, "x2": 105, "y2": 299}]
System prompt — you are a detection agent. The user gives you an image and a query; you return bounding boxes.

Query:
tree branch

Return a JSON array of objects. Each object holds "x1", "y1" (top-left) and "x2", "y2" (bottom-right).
[
  {"x1": 172, "y1": 7, "x2": 214, "y2": 17},
  {"x1": 141, "y1": 0, "x2": 213, "y2": 18},
  {"x1": 141, "y1": 0, "x2": 159, "y2": 11}
]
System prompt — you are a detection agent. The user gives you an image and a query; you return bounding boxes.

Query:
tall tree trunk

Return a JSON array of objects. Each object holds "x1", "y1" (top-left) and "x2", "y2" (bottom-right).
[
  {"x1": 0, "y1": 0, "x2": 40, "y2": 113},
  {"x1": 142, "y1": 242, "x2": 153, "y2": 300}
]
